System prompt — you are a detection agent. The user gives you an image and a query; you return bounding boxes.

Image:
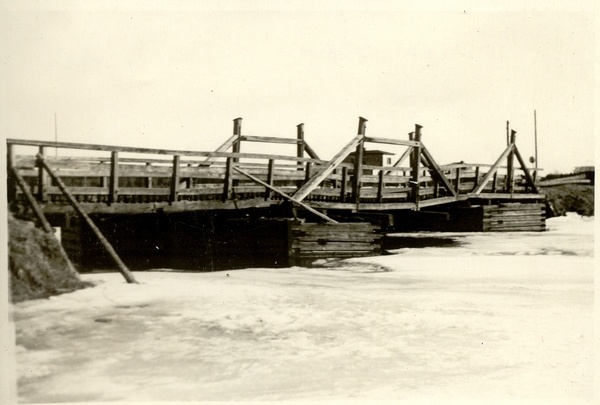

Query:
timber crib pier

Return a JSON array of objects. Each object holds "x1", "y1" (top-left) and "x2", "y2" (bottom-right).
[{"x1": 7, "y1": 117, "x2": 547, "y2": 271}]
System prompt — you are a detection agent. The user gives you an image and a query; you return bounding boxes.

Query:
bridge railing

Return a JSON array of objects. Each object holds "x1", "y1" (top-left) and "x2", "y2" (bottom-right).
[{"x1": 7, "y1": 122, "x2": 541, "y2": 211}]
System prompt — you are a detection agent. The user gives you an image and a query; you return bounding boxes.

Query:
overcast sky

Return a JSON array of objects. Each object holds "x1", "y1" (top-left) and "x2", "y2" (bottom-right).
[{"x1": 1, "y1": 1, "x2": 596, "y2": 173}]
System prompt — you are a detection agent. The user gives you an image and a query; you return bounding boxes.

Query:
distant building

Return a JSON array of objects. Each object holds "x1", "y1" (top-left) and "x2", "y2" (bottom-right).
[{"x1": 344, "y1": 149, "x2": 395, "y2": 175}]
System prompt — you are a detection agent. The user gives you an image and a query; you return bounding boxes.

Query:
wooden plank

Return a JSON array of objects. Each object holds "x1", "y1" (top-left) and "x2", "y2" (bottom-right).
[
  {"x1": 37, "y1": 146, "x2": 48, "y2": 202},
  {"x1": 303, "y1": 141, "x2": 320, "y2": 160},
  {"x1": 364, "y1": 136, "x2": 420, "y2": 147},
  {"x1": 241, "y1": 135, "x2": 302, "y2": 144},
  {"x1": 7, "y1": 138, "x2": 325, "y2": 164}
]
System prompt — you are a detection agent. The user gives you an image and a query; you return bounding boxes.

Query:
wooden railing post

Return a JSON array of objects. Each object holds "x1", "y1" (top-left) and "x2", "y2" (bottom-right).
[
  {"x1": 297, "y1": 123, "x2": 305, "y2": 169},
  {"x1": 376, "y1": 170, "x2": 385, "y2": 203},
  {"x1": 506, "y1": 130, "x2": 516, "y2": 192},
  {"x1": 351, "y1": 117, "x2": 367, "y2": 205},
  {"x1": 340, "y1": 166, "x2": 348, "y2": 203},
  {"x1": 472, "y1": 166, "x2": 480, "y2": 192},
  {"x1": 454, "y1": 167, "x2": 461, "y2": 194},
  {"x1": 265, "y1": 159, "x2": 274, "y2": 200},
  {"x1": 223, "y1": 157, "x2": 233, "y2": 201},
  {"x1": 170, "y1": 155, "x2": 180, "y2": 203},
  {"x1": 109, "y1": 151, "x2": 119, "y2": 204},
  {"x1": 7, "y1": 143, "x2": 16, "y2": 202},
  {"x1": 411, "y1": 125, "x2": 422, "y2": 208},
  {"x1": 37, "y1": 146, "x2": 48, "y2": 202},
  {"x1": 492, "y1": 171, "x2": 498, "y2": 193},
  {"x1": 304, "y1": 162, "x2": 312, "y2": 184},
  {"x1": 232, "y1": 117, "x2": 242, "y2": 163}
]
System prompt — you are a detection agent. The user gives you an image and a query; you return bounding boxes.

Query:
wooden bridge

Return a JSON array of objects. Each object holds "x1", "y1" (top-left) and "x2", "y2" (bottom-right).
[
  {"x1": 7, "y1": 117, "x2": 541, "y2": 217},
  {"x1": 7, "y1": 117, "x2": 546, "y2": 273}
]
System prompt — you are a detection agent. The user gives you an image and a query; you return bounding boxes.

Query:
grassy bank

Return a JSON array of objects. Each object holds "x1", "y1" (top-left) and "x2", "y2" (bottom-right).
[
  {"x1": 8, "y1": 214, "x2": 90, "y2": 303},
  {"x1": 541, "y1": 184, "x2": 594, "y2": 217}
]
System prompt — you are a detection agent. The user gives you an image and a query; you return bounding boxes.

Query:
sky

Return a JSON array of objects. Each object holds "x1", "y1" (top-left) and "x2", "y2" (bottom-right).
[{"x1": 0, "y1": 1, "x2": 596, "y2": 173}]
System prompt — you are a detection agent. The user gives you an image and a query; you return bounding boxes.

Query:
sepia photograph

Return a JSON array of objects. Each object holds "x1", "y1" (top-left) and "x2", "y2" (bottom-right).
[{"x1": 1, "y1": 1, "x2": 596, "y2": 404}]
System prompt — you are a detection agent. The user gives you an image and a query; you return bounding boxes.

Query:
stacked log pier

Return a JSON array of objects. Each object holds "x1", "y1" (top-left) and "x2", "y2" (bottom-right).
[
  {"x1": 481, "y1": 203, "x2": 546, "y2": 232},
  {"x1": 288, "y1": 222, "x2": 381, "y2": 266}
]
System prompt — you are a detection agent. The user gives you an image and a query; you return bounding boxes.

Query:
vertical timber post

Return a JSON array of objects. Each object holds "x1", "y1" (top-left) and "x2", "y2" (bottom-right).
[
  {"x1": 351, "y1": 117, "x2": 367, "y2": 205},
  {"x1": 109, "y1": 151, "x2": 119, "y2": 204},
  {"x1": 506, "y1": 130, "x2": 516, "y2": 193},
  {"x1": 340, "y1": 166, "x2": 348, "y2": 203},
  {"x1": 232, "y1": 117, "x2": 242, "y2": 163},
  {"x1": 454, "y1": 167, "x2": 461, "y2": 194},
  {"x1": 377, "y1": 170, "x2": 384, "y2": 203},
  {"x1": 223, "y1": 157, "x2": 233, "y2": 201},
  {"x1": 7, "y1": 143, "x2": 16, "y2": 202},
  {"x1": 37, "y1": 146, "x2": 48, "y2": 202},
  {"x1": 170, "y1": 155, "x2": 180, "y2": 203},
  {"x1": 297, "y1": 123, "x2": 305, "y2": 169},
  {"x1": 411, "y1": 125, "x2": 422, "y2": 209},
  {"x1": 265, "y1": 159, "x2": 274, "y2": 200}
]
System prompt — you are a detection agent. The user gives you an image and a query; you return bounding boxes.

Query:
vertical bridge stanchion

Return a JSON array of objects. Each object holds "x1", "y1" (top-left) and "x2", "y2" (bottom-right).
[
  {"x1": 170, "y1": 155, "x2": 180, "y2": 203},
  {"x1": 352, "y1": 117, "x2": 367, "y2": 206},
  {"x1": 232, "y1": 117, "x2": 242, "y2": 162},
  {"x1": 411, "y1": 124, "x2": 422, "y2": 209},
  {"x1": 506, "y1": 130, "x2": 516, "y2": 193},
  {"x1": 109, "y1": 151, "x2": 119, "y2": 204},
  {"x1": 37, "y1": 146, "x2": 47, "y2": 202}
]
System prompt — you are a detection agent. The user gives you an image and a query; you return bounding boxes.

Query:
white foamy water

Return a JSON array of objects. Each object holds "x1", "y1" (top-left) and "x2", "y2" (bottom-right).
[{"x1": 10, "y1": 214, "x2": 596, "y2": 404}]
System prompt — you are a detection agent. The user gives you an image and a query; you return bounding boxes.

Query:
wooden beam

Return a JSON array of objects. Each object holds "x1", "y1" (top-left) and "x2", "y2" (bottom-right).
[
  {"x1": 170, "y1": 155, "x2": 180, "y2": 203},
  {"x1": 303, "y1": 141, "x2": 320, "y2": 160},
  {"x1": 36, "y1": 146, "x2": 48, "y2": 202},
  {"x1": 410, "y1": 124, "x2": 422, "y2": 207},
  {"x1": 376, "y1": 170, "x2": 384, "y2": 203},
  {"x1": 233, "y1": 166, "x2": 338, "y2": 223},
  {"x1": 292, "y1": 132, "x2": 365, "y2": 202},
  {"x1": 420, "y1": 146, "x2": 456, "y2": 196},
  {"x1": 241, "y1": 135, "x2": 302, "y2": 145},
  {"x1": 222, "y1": 157, "x2": 233, "y2": 201},
  {"x1": 109, "y1": 151, "x2": 119, "y2": 204},
  {"x1": 265, "y1": 159, "x2": 274, "y2": 200},
  {"x1": 351, "y1": 118, "x2": 367, "y2": 205},
  {"x1": 7, "y1": 138, "x2": 324, "y2": 164},
  {"x1": 513, "y1": 146, "x2": 539, "y2": 193},
  {"x1": 364, "y1": 137, "x2": 420, "y2": 147},
  {"x1": 505, "y1": 130, "x2": 516, "y2": 192},
  {"x1": 297, "y1": 123, "x2": 305, "y2": 170},
  {"x1": 472, "y1": 143, "x2": 515, "y2": 195},
  {"x1": 232, "y1": 117, "x2": 242, "y2": 163},
  {"x1": 201, "y1": 133, "x2": 238, "y2": 165},
  {"x1": 454, "y1": 167, "x2": 461, "y2": 194},
  {"x1": 340, "y1": 166, "x2": 348, "y2": 203},
  {"x1": 36, "y1": 154, "x2": 137, "y2": 284},
  {"x1": 385, "y1": 146, "x2": 413, "y2": 175}
]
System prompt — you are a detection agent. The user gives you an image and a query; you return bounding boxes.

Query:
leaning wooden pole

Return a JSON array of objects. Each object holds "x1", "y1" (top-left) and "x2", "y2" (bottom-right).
[
  {"x1": 233, "y1": 166, "x2": 338, "y2": 224},
  {"x1": 11, "y1": 167, "x2": 81, "y2": 279},
  {"x1": 36, "y1": 154, "x2": 138, "y2": 284}
]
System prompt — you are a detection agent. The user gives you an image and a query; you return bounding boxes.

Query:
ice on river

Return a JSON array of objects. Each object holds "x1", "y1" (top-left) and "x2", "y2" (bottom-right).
[{"x1": 10, "y1": 214, "x2": 596, "y2": 403}]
